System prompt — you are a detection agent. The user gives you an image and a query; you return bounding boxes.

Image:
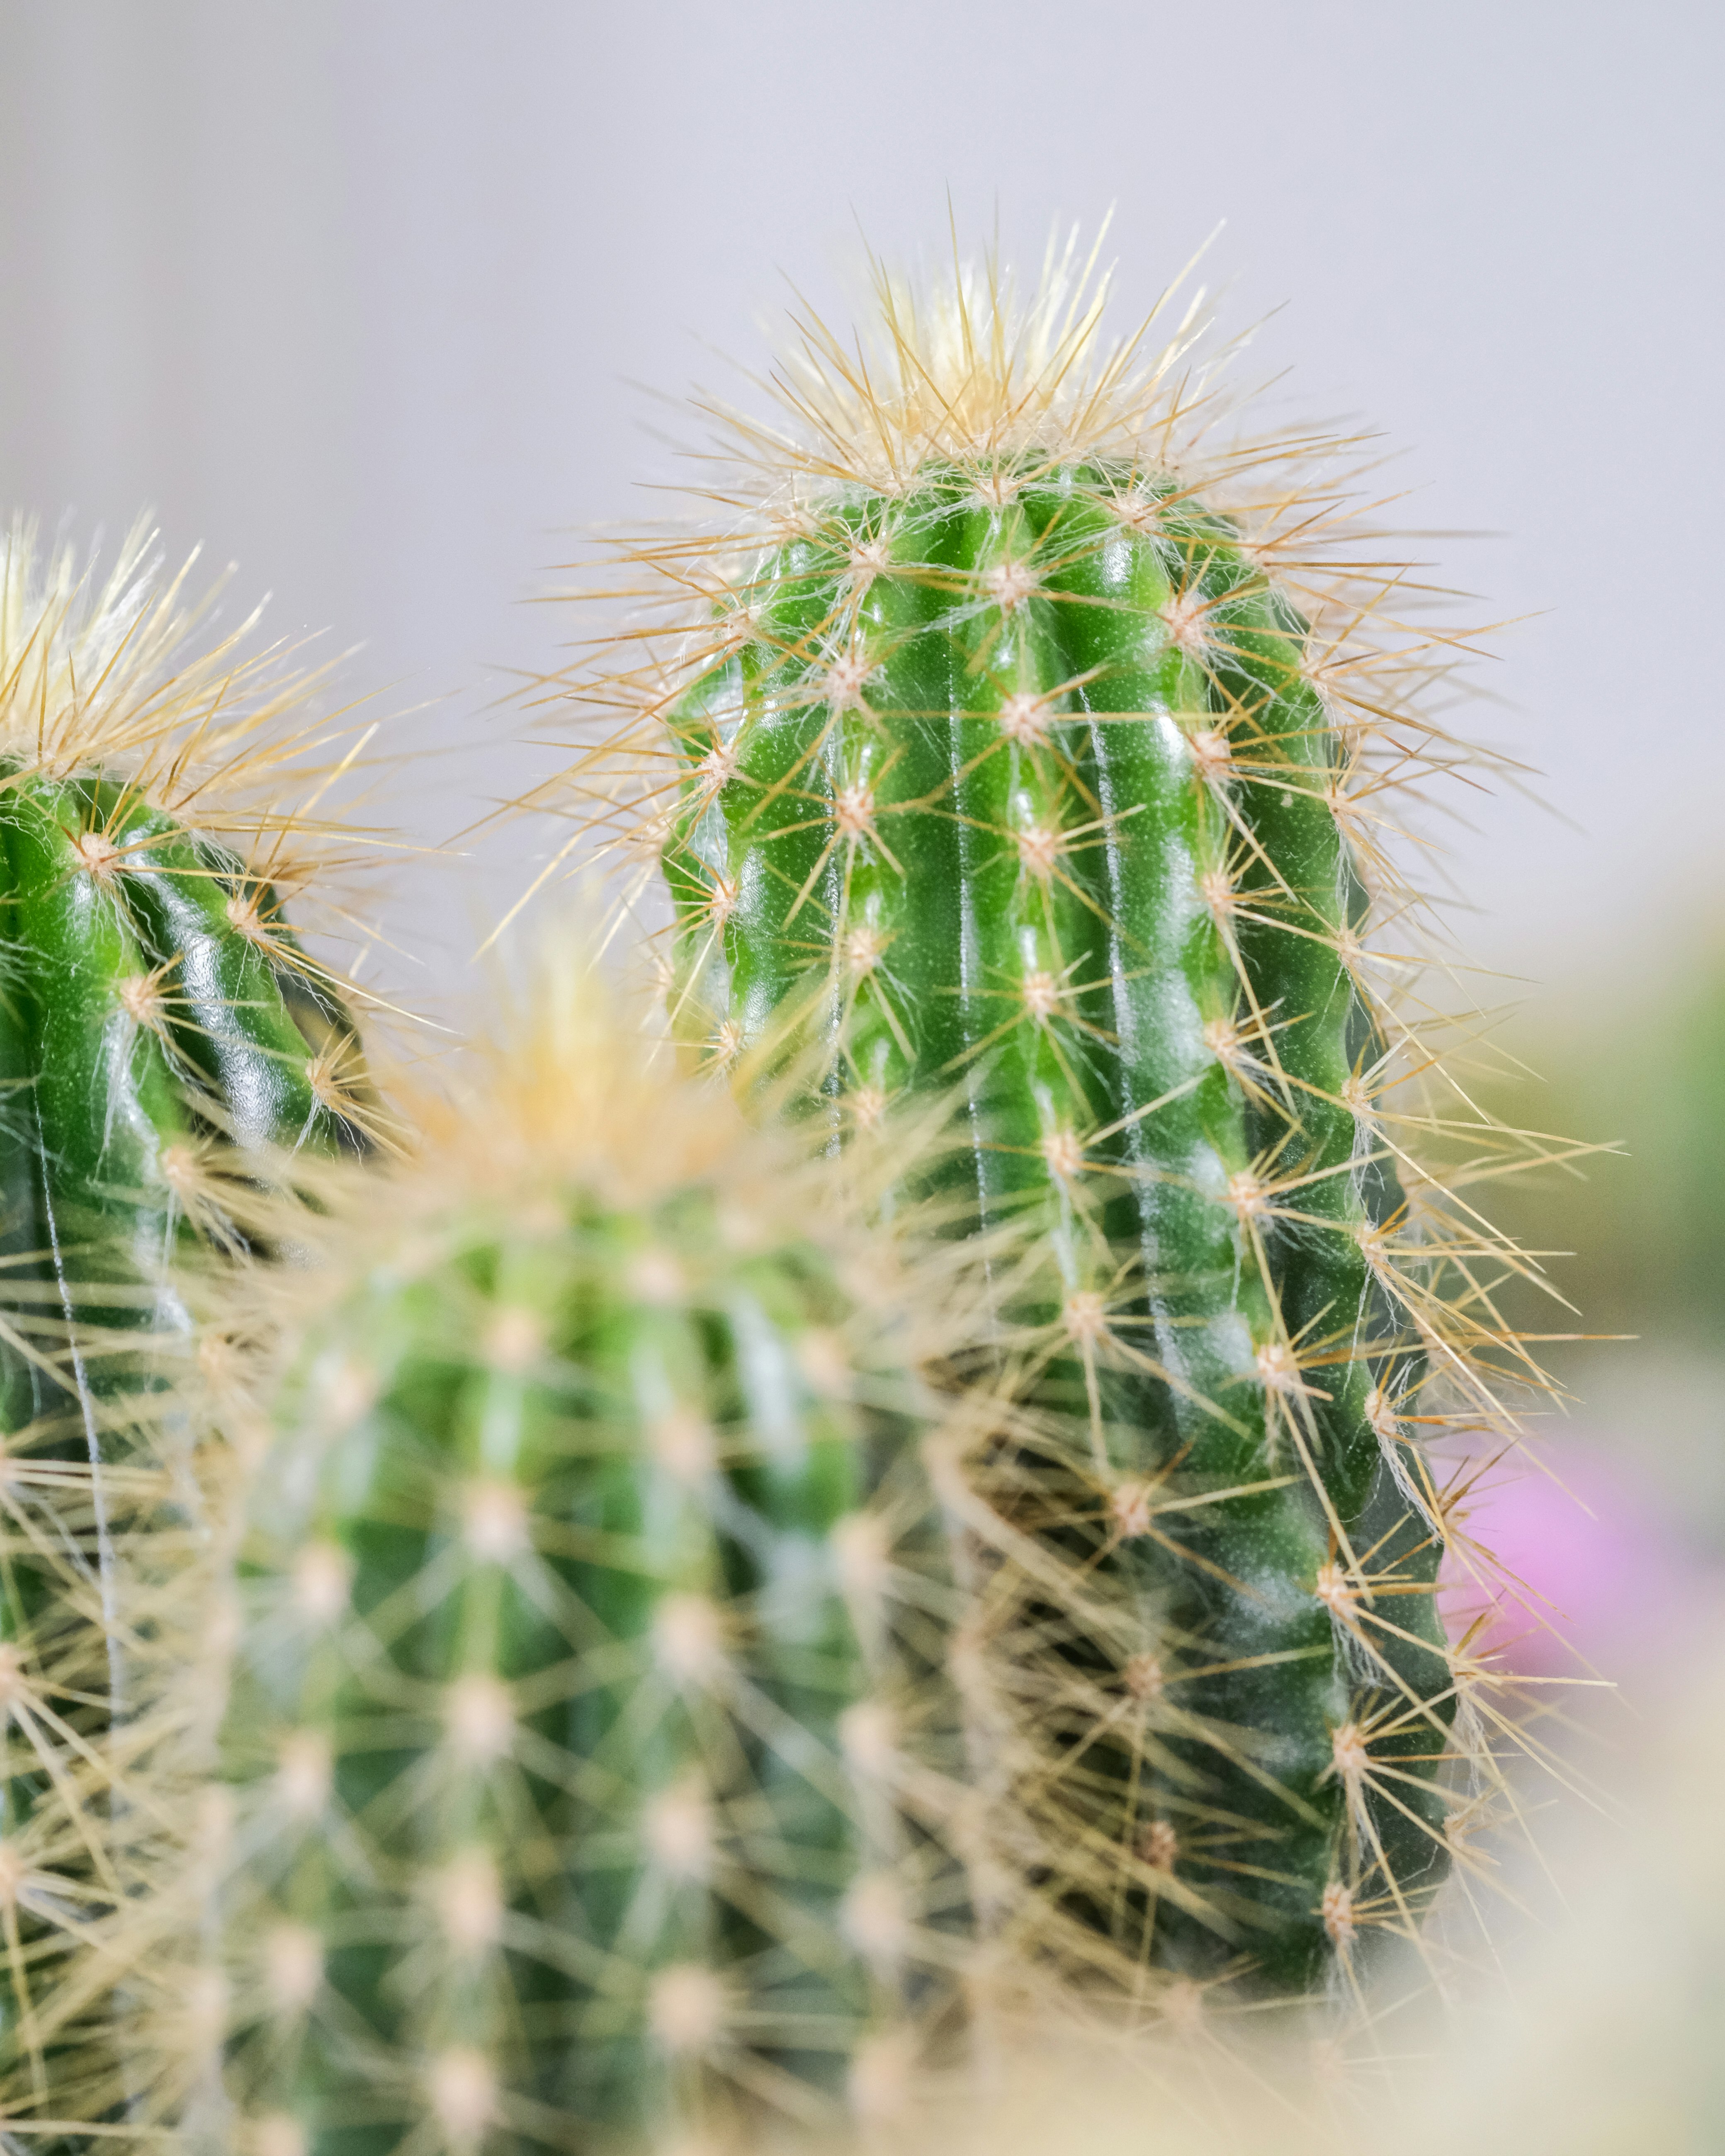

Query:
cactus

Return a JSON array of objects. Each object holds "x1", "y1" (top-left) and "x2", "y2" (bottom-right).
[
  {"x1": 0, "y1": 522, "x2": 382, "y2": 2105},
  {"x1": 171, "y1": 966, "x2": 987, "y2": 2154},
  {"x1": 546, "y1": 240, "x2": 1545, "y2": 1998},
  {"x1": 0, "y1": 521, "x2": 378, "y2": 1266}
]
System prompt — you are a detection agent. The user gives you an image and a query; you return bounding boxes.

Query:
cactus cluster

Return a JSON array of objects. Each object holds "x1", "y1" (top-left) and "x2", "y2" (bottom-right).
[{"x1": 0, "y1": 237, "x2": 1563, "y2": 2149}]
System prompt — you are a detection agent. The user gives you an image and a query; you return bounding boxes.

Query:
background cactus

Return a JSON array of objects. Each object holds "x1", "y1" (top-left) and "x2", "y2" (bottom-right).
[
  {"x1": 543, "y1": 244, "x2": 1548, "y2": 1997},
  {"x1": 161, "y1": 967, "x2": 991, "y2": 2154},
  {"x1": 0, "y1": 522, "x2": 384, "y2": 2110}
]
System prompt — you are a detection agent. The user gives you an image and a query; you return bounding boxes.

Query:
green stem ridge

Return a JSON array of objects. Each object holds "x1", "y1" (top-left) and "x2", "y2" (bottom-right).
[
  {"x1": 209, "y1": 1032, "x2": 977, "y2": 2153},
  {"x1": 656, "y1": 461, "x2": 1458, "y2": 1991}
]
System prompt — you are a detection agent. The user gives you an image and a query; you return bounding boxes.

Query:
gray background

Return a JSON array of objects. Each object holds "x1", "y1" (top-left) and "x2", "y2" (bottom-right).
[
  {"x1": 3, "y1": 0, "x2": 1719, "y2": 1006},
  {"x1": 7, "y1": 2, "x2": 1725, "y2": 2110}
]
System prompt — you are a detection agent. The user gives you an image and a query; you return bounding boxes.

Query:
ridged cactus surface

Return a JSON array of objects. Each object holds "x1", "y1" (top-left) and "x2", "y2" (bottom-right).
[
  {"x1": 199, "y1": 981, "x2": 978, "y2": 2154},
  {"x1": 0, "y1": 527, "x2": 373, "y2": 1300},
  {"x1": 660, "y1": 466, "x2": 1451, "y2": 1986},
  {"x1": 550, "y1": 254, "x2": 1535, "y2": 1996},
  {"x1": 0, "y1": 524, "x2": 378, "y2": 2110}
]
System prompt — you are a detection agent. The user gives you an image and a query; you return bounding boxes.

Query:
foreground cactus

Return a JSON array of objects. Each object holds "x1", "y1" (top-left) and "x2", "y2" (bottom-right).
[
  {"x1": 547, "y1": 242, "x2": 1544, "y2": 1996},
  {"x1": 0, "y1": 522, "x2": 381, "y2": 2107},
  {"x1": 162, "y1": 969, "x2": 987, "y2": 2153}
]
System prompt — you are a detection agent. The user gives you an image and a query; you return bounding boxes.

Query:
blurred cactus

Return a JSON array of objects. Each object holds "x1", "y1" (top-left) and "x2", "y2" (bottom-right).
[
  {"x1": 163, "y1": 965, "x2": 991, "y2": 2153},
  {"x1": 539, "y1": 240, "x2": 1554, "y2": 1996},
  {"x1": 0, "y1": 522, "x2": 383, "y2": 2112}
]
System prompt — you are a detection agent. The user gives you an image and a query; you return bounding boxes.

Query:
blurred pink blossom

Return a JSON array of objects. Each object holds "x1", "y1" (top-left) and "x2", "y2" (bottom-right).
[{"x1": 1443, "y1": 1439, "x2": 1722, "y2": 1679}]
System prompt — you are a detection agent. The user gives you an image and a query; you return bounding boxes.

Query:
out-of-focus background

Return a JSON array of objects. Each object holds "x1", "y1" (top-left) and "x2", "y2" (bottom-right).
[{"x1": 4, "y1": 3, "x2": 1722, "y2": 2139}]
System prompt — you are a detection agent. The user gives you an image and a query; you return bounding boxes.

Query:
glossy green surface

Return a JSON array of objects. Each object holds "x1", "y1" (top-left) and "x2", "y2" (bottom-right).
[
  {"x1": 220, "y1": 1184, "x2": 965, "y2": 2151},
  {"x1": 663, "y1": 464, "x2": 1453, "y2": 1988},
  {"x1": 0, "y1": 764, "x2": 370, "y2": 2107}
]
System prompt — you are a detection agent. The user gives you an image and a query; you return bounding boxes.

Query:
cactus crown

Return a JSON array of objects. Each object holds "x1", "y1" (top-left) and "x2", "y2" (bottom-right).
[
  {"x1": 729, "y1": 226, "x2": 1203, "y2": 483},
  {"x1": 1, "y1": 518, "x2": 374, "y2": 843},
  {"x1": 0, "y1": 520, "x2": 399, "y2": 1151},
  {"x1": 523, "y1": 231, "x2": 1488, "y2": 965}
]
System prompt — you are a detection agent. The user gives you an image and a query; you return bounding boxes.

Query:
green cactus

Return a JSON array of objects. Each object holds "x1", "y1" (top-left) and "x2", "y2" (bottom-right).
[
  {"x1": 0, "y1": 522, "x2": 381, "y2": 2104},
  {"x1": 190, "y1": 972, "x2": 982, "y2": 2154},
  {"x1": 554, "y1": 249, "x2": 1531, "y2": 1997}
]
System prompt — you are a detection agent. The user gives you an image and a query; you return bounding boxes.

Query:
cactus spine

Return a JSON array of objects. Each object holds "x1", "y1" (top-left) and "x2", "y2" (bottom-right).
[
  {"x1": 197, "y1": 974, "x2": 981, "y2": 2153},
  {"x1": 552, "y1": 247, "x2": 1531, "y2": 1995},
  {"x1": 0, "y1": 524, "x2": 379, "y2": 2107}
]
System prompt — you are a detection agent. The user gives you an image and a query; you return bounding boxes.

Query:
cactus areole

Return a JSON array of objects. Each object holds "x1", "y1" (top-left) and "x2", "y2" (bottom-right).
[{"x1": 584, "y1": 249, "x2": 1479, "y2": 1991}]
